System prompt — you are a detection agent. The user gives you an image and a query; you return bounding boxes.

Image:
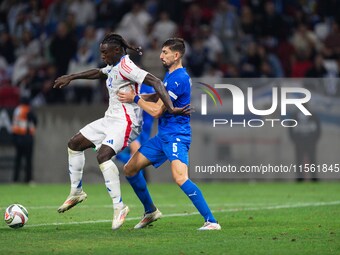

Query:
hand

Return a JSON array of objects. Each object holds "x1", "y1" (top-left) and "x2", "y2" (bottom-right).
[
  {"x1": 169, "y1": 104, "x2": 193, "y2": 116},
  {"x1": 117, "y1": 86, "x2": 135, "y2": 103},
  {"x1": 53, "y1": 75, "x2": 72, "y2": 88}
]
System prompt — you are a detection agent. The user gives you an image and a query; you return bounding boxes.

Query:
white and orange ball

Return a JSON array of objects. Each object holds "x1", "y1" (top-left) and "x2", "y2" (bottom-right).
[{"x1": 4, "y1": 204, "x2": 28, "y2": 229}]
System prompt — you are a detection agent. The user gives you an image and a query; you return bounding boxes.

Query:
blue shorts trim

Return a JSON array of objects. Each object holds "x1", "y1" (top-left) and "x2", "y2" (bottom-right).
[{"x1": 139, "y1": 135, "x2": 190, "y2": 168}]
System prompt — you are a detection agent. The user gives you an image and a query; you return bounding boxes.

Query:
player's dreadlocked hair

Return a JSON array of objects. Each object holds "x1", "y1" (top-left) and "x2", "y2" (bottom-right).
[
  {"x1": 101, "y1": 33, "x2": 143, "y2": 55},
  {"x1": 162, "y1": 38, "x2": 185, "y2": 56}
]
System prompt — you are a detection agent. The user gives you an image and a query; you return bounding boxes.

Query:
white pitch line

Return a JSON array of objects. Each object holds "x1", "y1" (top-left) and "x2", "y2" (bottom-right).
[
  {"x1": 4, "y1": 202, "x2": 272, "y2": 210},
  {"x1": 1, "y1": 200, "x2": 339, "y2": 229}
]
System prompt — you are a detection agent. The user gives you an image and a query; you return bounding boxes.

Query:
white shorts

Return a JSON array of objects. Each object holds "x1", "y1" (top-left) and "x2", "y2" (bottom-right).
[{"x1": 80, "y1": 116, "x2": 141, "y2": 153}]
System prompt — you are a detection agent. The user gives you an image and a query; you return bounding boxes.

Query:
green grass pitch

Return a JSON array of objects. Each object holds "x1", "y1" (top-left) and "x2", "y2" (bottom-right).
[{"x1": 0, "y1": 182, "x2": 339, "y2": 255}]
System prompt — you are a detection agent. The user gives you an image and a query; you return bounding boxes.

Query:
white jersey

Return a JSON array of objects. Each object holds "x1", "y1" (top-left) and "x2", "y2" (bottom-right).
[{"x1": 101, "y1": 55, "x2": 148, "y2": 127}]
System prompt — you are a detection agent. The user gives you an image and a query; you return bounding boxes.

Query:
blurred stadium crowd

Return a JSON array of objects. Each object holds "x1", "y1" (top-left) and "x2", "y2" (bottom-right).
[{"x1": 0, "y1": 0, "x2": 340, "y2": 107}]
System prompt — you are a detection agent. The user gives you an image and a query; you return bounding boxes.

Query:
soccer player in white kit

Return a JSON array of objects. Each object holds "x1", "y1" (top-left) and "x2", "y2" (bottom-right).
[{"x1": 53, "y1": 33, "x2": 187, "y2": 230}]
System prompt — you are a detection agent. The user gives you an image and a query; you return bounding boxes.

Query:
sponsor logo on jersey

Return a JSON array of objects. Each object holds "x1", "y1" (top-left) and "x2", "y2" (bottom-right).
[{"x1": 106, "y1": 139, "x2": 114, "y2": 145}]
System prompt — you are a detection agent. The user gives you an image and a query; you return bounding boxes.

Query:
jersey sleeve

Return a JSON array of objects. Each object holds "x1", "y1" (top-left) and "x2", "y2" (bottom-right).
[
  {"x1": 100, "y1": 65, "x2": 111, "y2": 75},
  {"x1": 118, "y1": 56, "x2": 148, "y2": 85},
  {"x1": 166, "y1": 79, "x2": 183, "y2": 102}
]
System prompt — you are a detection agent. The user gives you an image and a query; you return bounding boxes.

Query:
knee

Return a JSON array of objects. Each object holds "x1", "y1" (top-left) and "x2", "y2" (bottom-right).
[
  {"x1": 123, "y1": 163, "x2": 136, "y2": 177},
  {"x1": 173, "y1": 175, "x2": 188, "y2": 186},
  {"x1": 96, "y1": 145, "x2": 116, "y2": 164},
  {"x1": 68, "y1": 136, "x2": 84, "y2": 151},
  {"x1": 123, "y1": 164, "x2": 131, "y2": 177},
  {"x1": 67, "y1": 138, "x2": 77, "y2": 151},
  {"x1": 97, "y1": 152, "x2": 112, "y2": 164}
]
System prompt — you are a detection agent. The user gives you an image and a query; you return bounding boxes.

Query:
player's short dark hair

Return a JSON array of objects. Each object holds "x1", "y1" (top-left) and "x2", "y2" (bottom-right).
[
  {"x1": 101, "y1": 33, "x2": 142, "y2": 55},
  {"x1": 162, "y1": 38, "x2": 185, "y2": 56}
]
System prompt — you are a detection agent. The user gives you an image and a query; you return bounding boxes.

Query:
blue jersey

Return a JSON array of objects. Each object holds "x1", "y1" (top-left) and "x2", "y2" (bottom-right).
[{"x1": 158, "y1": 68, "x2": 191, "y2": 143}]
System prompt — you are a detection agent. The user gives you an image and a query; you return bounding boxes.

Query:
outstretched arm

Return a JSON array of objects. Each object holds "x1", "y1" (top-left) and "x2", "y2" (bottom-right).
[{"x1": 53, "y1": 69, "x2": 106, "y2": 88}]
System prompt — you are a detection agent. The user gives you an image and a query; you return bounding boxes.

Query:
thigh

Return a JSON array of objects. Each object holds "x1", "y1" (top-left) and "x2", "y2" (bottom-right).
[
  {"x1": 79, "y1": 118, "x2": 106, "y2": 150},
  {"x1": 79, "y1": 117, "x2": 138, "y2": 153},
  {"x1": 101, "y1": 117, "x2": 141, "y2": 154},
  {"x1": 125, "y1": 150, "x2": 152, "y2": 176},
  {"x1": 14, "y1": 136, "x2": 25, "y2": 154},
  {"x1": 69, "y1": 132, "x2": 95, "y2": 151},
  {"x1": 129, "y1": 140, "x2": 141, "y2": 155},
  {"x1": 97, "y1": 144, "x2": 116, "y2": 163},
  {"x1": 163, "y1": 140, "x2": 190, "y2": 166},
  {"x1": 22, "y1": 136, "x2": 34, "y2": 156},
  {"x1": 139, "y1": 136, "x2": 167, "y2": 168}
]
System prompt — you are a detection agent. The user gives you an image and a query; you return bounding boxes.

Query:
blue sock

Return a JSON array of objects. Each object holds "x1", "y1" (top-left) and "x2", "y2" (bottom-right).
[
  {"x1": 180, "y1": 179, "x2": 217, "y2": 223},
  {"x1": 126, "y1": 171, "x2": 156, "y2": 213}
]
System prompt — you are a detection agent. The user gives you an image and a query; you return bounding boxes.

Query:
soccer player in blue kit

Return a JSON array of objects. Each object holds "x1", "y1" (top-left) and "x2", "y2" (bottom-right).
[{"x1": 118, "y1": 38, "x2": 221, "y2": 230}]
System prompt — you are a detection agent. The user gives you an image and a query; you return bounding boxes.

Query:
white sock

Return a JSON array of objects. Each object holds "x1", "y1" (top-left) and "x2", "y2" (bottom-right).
[
  {"x1": 99, "y1": 160, "x2": 123, "y2": 209},
  {"x1": 68, "y1": 148, "x2": 85, "y2": 194}
]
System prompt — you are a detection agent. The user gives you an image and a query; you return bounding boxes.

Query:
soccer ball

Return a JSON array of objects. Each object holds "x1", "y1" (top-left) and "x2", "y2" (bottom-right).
[{"x1": 4, "y1": 204, "x2": 28, "y2": 229}]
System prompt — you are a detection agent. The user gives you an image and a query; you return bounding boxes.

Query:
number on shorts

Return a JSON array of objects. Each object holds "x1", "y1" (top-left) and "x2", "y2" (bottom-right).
[{"x1": 173, "y1": 143, "x2": 178, "y2": 153}]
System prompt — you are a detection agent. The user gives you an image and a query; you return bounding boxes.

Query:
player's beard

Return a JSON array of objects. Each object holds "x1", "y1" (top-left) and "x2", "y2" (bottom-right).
[
  {"x1": 162, "y1": 62, "x2": 169, "y2": 68},
  {"x1": 162, "y1": 60, "x2": 174, "y2": 69}
]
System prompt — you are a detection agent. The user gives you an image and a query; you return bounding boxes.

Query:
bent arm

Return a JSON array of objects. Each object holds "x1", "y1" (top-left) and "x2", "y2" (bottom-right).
[
  {"x1": 143, "y1": 73, "x2": 175, "y2": 113},
  {"x1": 140, "y1": 93, "x2": 159, "y2": 102},
  {"x1": 117, "y1": 88, "x2": 191, "y2": 116},
  {"x1": 137, "y1": 98, "x2": 166, "y2": 118},
  {"x1": 53, "y1": 69, "x2": 106, "y2": 88}
]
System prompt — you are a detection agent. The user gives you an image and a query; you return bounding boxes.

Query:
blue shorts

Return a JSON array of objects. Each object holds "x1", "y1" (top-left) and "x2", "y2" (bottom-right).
[
  {"x1": 139, "y1": 135, "x2": 190, "y2": 168},
  {"x1": 136, "y1": 111, "x2": 153, "y2": 145}
]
